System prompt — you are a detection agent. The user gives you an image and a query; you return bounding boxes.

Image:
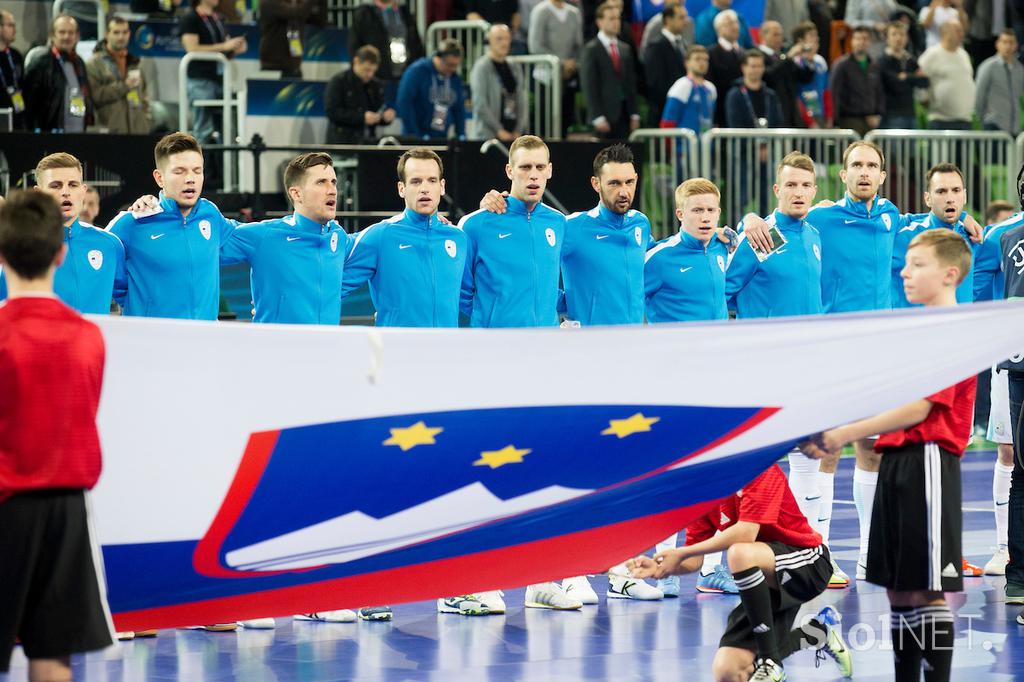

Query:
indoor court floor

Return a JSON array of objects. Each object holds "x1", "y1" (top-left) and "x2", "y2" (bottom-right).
[{"x1": 4, "y1": 450, "x2": 1021, "y2": 681}]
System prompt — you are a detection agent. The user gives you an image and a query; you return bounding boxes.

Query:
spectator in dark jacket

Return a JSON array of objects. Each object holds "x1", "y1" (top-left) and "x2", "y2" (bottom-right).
[
  {"x1": 325, "y1": 45, "x2": 394, "y2": 143},
  {"x1": 878, "y1": 22, "x2": 927, "y2": 128},
  {"x1": 350, "y1": 0, "x2": 425, "y2": 105},
  {"x1": 725, "y1": 49, "x2": 782, "y2": 215},
  {"x1": 0, "y1": 10, "x2": 26, "y2": 130},
  {"x1": 644, "y1": 4, "x2": 689, "y2": 126},
  {"x1": 706, "y1": 8, "x2": 744, "y2": 125},
  {"x1": 24, "y1": 14, "x2": 92, "y2": 132},
  {"x1": 830, "y1": 26, "x2": 884, "y2": 136},
  {"x1": 259, "y1": 0, "x2": 325, "y2": 78},
  {"x1": 757, "y1": 19, "x2": 814, "y2": 127},
  {"x1": 396, "y1": 39, "x2": 466, "y2": 139}
]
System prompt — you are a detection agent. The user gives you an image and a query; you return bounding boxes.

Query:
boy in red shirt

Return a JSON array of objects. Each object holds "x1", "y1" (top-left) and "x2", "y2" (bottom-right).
[
  {"x1": 0, "y1": 190, "x2": 114, "y2": 681},
  {"x1": 628, "y1": 463, "x2": 852, "y2": 682},
  {"x1": 806, "y1": 229, "x2": 976, "y2": 682}
]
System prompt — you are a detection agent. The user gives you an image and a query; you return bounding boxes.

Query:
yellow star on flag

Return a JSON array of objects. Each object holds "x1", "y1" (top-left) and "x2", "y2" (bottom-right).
[
  {"x1": 601, "y1": 412, "x2": 660, "y2": 439},
  {"x1": 473, "y1": 445, "x2": 532, "y2": 469},
  {"x1": 382, "y1": 421, "x2": 444, "y2": 451}
]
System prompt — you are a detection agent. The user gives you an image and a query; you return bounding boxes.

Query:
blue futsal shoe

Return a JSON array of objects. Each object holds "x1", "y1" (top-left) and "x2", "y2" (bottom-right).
[
  {"x1": 814, "y1": 606, "x2": 853, "y2": 678},
  {"x1": 695, "y1": 564, "x2": 739, "y2": 594},
  {"x1": 657, "y1": 575, "x2": 680, "y2": 597}
]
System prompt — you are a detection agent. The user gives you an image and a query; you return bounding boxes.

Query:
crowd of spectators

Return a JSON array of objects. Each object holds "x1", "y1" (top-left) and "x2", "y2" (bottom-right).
[{"x1": 3, "y1": 0, "x2": 1024, "y2": 141}]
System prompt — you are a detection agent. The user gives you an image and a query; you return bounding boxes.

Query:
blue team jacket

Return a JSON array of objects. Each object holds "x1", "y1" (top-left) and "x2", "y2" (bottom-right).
[
  {"x1": 0, "y1": 218, "x2": 127, "y2": 314},
  {"x1": 974, "y1": 212, "x2": 1024, "y2": 302},
  {"x1": 561, "y1": 204, "x2": 652, "y2": 325},
  {"x1": 810, "y1": 193, "x2": 902, "y2": 313},
  {"x1": 459, "y1": 196, "x2": 566, "y2": 328},
  {"x1": 396, "y1": 57, "x2": 467, "y2": 139},
  {"x1": 220, "y1": 212, "x2": 349, "y2": 325},
  {"x1": 107, "y1": 194, "x2": 235, "y2": 320},
  {"x1": 644, "y1": 230, "x2": 728, "y2": 323},
  {"x1": 727, "y1": 210, "x2": 823, "y2": 318},
  {"x1": 891, "y1": 212, "x2": 976, "y2": 307},
  {"x1": 342, "y1": 208, "x2": 467, "y2": 327}
]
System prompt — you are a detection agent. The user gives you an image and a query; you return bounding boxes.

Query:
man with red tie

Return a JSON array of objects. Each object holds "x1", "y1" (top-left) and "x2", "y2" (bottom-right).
[{"x1": 580, "y1": 1, "x2": 639, "y2": 139}]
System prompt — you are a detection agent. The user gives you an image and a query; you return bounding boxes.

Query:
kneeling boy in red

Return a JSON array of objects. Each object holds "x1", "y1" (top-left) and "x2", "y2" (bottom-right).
[
  {"x1": 807, "y1": 229, "x2": 976, "y2": 682},
  {"x1": 0, "y1": 190, "x2": 114, "y2": 682},
  {"x1": 628, "y1": 464, "x2": 852, "y2": 682}
]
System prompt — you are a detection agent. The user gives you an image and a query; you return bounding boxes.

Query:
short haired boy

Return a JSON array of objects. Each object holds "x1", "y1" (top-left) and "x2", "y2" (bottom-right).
[
  {"x1": 804, "y1": 229, "x2": 976, "y2": 682},
  {"x1": 0, "y1": 190, "x2": 115, "y2": 682}
]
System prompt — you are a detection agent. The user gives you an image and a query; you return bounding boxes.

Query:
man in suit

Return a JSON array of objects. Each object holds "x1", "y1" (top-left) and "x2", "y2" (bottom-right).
[
  {"x1": 580, "y1": 1, "x2": 639, "y2": 139},
  {"x1": 706, "y1": 9, "x2": 743, "y2": 125},
  {"x1": 644, "y1": 4, "x2": 689, "y2": 127}
]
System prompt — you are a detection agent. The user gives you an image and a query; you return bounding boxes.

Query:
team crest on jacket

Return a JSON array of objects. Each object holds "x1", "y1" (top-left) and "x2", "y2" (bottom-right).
[
  {"x1": 634, "y1": 226, "x2": 642, "y2": 246},
  {"x1": 717, "y1": 255, "x2": 725, "y2": 272},
  {"x1": 881, "y1": 214, "x2": 892, "y2": 231},
  {"x1": 545, "y1": 227, "x2": 556, "y2": 247},
  {"x1": 87, "y1": 249, "x2": 103, "y2": 270},
  {"x1": 813, "y1": 244, "x2": 821, "y2": 261},
  {"x1": 444, "y1": 239, "x2": 457, "y2": 258},
  {"x1": 330, "y1": 232, "x2": 339, "y2": 253},
  {"x1": 199, "y1": 219, "x2": 212, "y2": 240}
]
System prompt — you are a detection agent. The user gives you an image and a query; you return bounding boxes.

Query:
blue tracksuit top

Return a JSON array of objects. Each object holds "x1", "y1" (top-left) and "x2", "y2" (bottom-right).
[
  {"x1": 974, "y1": 211, "x2": 1024, "y2": 302},
  {"x1": 727, "y1": 210, "x2": 823, "y2": 318},
  {"x1": 891, "y1": 212, "x2": 976, "y2": 307},
  {"x1": 644, "y1": 229, "x2": 729, "y2": 323},
  {"x1": 561, "y1": 204, "x2": 652, "y2": 325},
  {"x1": 810, "y1": 193, "x2": 902, "y2": 313},
  {"x1": 396, "y1": 57, "x2": 467, "y2": 139},
  {"x1": 107, "y1": 194, "x2": 235, "y2": 320},
  {"x1": 660, "y1": 77, "x2": 717, "y2": 133},
  {"x1": 220, "y1": 212, "x2": 349, "y2": 325},
  {"x1": 342, "y1": 208, "x2": 467, "y2": 327},
  {"x1": 459, "y1": 196, "x2": 566, "y2": 328},
  {"x1": 0, "y1": 218, "x2": 126, "y2": 314}
]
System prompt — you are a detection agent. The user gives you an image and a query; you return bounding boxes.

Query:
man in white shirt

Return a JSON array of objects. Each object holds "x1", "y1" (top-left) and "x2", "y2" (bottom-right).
[{"x1": 919, "y1": 19, "x2": 975, "y2": 129}]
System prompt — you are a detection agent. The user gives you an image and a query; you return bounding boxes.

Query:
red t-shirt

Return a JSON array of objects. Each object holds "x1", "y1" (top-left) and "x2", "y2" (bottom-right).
[
  {"x1": 875, "y1": 376, "x2": 977, "y2": 456},
  {"x1": 685, "y1": 464, "x2": 822, "y2": 549},
  {"x1": 0, "y1": 296, "x2": 106, "y2": 502}
]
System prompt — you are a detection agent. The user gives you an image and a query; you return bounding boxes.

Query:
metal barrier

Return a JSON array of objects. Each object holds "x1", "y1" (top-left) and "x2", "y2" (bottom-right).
[
  {"x1": 507, "y1": 55, "x2": 562, "y2": 141},
  {"x1": 52, "y1": 0, "x2": 106, "y2": 40},
  {"x1": 325, "y1": 0, "x2": 364, "y2": 28},
  {"x1": 701, "y1": 128, "x2": 860, "y2": 227},
  {"x1": 425, "y1": 20, "x2": 490, "y2": 82},
  {"x1": 629, "y1": 128, "x2": 699, "y2": 239},
  {"x1": 865, "y1": 130, "x2": 1016, "y2": 215},
  {"x1": 178, "y1": 53, "x2": 239, "y2": 191}
]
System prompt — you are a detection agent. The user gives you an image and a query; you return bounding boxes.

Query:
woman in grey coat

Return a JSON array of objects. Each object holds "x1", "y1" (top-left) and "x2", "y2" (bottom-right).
[{"x1": 470, "y1": 24, "x2": 530, "y2": 141}]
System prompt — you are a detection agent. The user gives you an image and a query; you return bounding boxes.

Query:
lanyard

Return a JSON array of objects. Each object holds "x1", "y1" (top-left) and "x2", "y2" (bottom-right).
[{"x1": 200, "y1": 13, "x2": 226, "y2": 42}]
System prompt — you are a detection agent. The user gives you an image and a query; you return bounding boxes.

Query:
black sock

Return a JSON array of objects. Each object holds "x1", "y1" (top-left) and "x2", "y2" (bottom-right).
[
  {"x1": 733, "y1": 566, "x2": 781, "y2": 663},
  {"x1": 891, "y1": 606, "x2": 924, "y2": 682},
  {"x1": 789, "y1": 617, "x2": 827, "y2": 652},
  {"x1": 919, "y1": 604, "x2": 954, "y2": 682}
]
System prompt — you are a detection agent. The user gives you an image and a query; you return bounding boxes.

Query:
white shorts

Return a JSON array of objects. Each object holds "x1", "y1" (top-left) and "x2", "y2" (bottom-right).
[{"x1": 989, "y1": 366, "x2": 1014, "y2": 445}]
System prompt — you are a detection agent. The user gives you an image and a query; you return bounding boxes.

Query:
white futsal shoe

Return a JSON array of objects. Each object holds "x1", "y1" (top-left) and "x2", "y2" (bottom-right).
[
  {"x1": 475, "y1": 590, "x2": 506, "y2": 614},
  {"x1": 524, "y1": 582, "x2": 583, "y2": 610},
  {"x1": 986, "y1": 547, "x2": 1010, "y2": 576},
  {"x1": 239, "y1": 618, "x2": 276, "y2": 629},
  {"x1": 561, "y1": 576, "x2": 600, "y2": 605},
  {"x1": 294, "y1": 610, "x2": 357, "y2": 623},
  {"x1": 607, "y1": 574, "x2": 664, "y2": 600}
]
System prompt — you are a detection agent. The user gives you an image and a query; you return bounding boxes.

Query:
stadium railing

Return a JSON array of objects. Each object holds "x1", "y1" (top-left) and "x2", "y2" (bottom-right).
[
  {"x1": 325, "y1": 0, "x2": 364, "y2": 28},
  {"x1": 507, "y1": 54, "x2": 562, "y2": 141},
  {"x1": 178, "y1": 52, "x2": 240, "y2": 191},
  {"x1": 425, "y1": 20, "x2": 490, "y2": 82},
  {"x1": 629, "y1": 127, "x2": 700, "y2": 239},
  {"x1": 701, "y1": 128, "x2": 860, "y2": 228},
  {"x1": 865, "y1": 129, "x2": 1016, "y2": 215}
]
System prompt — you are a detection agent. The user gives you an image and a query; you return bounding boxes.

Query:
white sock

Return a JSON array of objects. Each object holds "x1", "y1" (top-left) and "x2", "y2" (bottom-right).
[
  {"x1": 787, "y1": 450, "x2": 822, "y2": 530},
  {"x1": 853, "y1": 467, "x2": 879, "y2": 561},
  {"x1": 701, "y1": 551, "x2": 723, "y2": 576},
  {"x1": 656, "y1": 533, "x2": 677, "y2": 555},
  {"x1": 816, "y1": 471, "x2": 835, "y2": 544},
  {"x1": 995, "y1": 462, "x2": 1013, "y2": 549}
]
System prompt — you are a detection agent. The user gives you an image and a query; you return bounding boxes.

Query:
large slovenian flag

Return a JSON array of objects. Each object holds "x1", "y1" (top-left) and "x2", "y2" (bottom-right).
[{"x1": 91, "y1": 302, "x2": 1024, "y2": 631}]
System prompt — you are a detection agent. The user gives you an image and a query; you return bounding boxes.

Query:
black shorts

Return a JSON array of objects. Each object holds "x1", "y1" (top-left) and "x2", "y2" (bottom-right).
[
  {"x1": 719, "y1": 542, "x2": 832, "y2": 656},
  {"x1": 0, "y1": 489, "x2": 115, "y2": 672},
  {"x1": 866, "y1": 442, "x2": 963, "y2": 593}
]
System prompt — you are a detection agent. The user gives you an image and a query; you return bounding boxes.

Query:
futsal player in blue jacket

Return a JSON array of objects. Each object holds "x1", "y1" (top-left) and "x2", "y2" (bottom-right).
[
  {"x1": 107, "y1": 133, "x2": 236, "y2": 320},
  {"x1": 974, "y1": 203, "x2": 1021, "y2": 303},
  {"x1": 342, "y1": 149, "x2": 466, "y2": 327},
  {"x1": 0, "y1": 152, "x2": 126, "y2": 314}
]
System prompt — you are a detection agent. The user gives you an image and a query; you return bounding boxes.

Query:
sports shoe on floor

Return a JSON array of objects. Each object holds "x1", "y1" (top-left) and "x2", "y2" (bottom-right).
[
  {"x1": 1006, "y1": 584, "x2": 1024, "y2": 605},
  {"x1": 828, "y1": 558, "x2": 849, "y2": 589},
  {"x1": 437, "y1": 596, "x2": 490, "y2": 616},
  {"x1": 562, "y1": 576, "x2": 599, "y2": 605},
  {"x1": 199, "y1": 623, "x2": 239, "y2": 632},
  {"x1": 116, "y1": 632, "x2": 135, "y2": 641},
  {"x1": 962, "y1": 558, "x2": 984, "y2": 577},
  {"x1": 749, "y1": 657, "x2": 787, "y2": 681},
  {"x1": 239, "y1": 618, "x2": 276, "y2": 629},
  {"x1": 294, "y1": 610, "x2": 357, "y2": 623},
  {"x1": 608, "y1": 574, "x2": 663, "y2": 600},
  {"x1": 814, "y1": 606, "x2": 853, "y2": 678},
  {"x1": 476, "y1": 590, "x2": 506, "y2": 614},
  {"x1": 657, "y1": 575, "x2": 680, "y2": 598},
  {"x1": 1017, "y1": 610, "x2": 1024, "y2": 626},
  {"x1": 986, "y1": 548, "x2": 1010, "y2": 576},
  {"x1": 855, "y1": 558, "x2": 867, "y2": 581},
  {"x1": 359, "y1": 606, "x2": 393, "y2": 621},
  {"x1": 695, "y1": 565, "x2": 739, "y2": 594},
  {"x1": 134, "y1": 630, "x2": 158, "y2": 637},
  {"x1": 524, "y1": 582, "x2": 583, "y2": 610}
]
